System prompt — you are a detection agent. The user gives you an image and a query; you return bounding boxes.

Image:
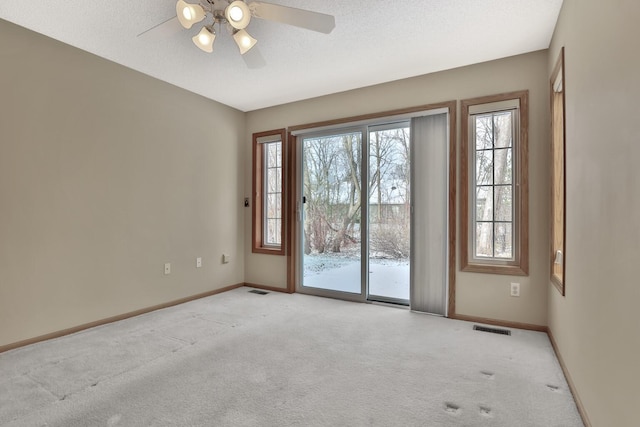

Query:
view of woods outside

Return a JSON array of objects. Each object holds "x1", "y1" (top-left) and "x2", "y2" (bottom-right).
[
  {"x1": 474, "y1": 111, "x2": 514, "y2": 259},
  {"x1": 264, "y1": 141, "x2": 282, "y2": 246},
  {"x1": 302, "y1": 125, "x2": 411, "y2": 300}
]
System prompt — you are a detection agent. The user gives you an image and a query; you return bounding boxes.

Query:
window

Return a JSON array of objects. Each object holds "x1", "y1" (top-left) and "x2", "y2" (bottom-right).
[
  {"x1": 252, "y1": 129, "x2": 287, "y2": 255},
  {"x1": 264, "y1": 141, "x2": 282, "y2": 246},
  {"x1": 550, "y1": 48, "x2": 566, "y2": 294},
  {"x1": 461, "y1": 92, "x2": 528, "y2": 275}
]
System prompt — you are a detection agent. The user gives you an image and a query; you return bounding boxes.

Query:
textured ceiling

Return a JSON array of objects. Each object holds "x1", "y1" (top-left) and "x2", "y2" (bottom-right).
[{"x1": 0, "y1": 1, "x2": 563, "y2": 112}]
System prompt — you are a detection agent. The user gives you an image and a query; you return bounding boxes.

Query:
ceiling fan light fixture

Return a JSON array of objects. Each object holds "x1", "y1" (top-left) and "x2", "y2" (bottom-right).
[
  {"x1": 176, "y1": 0, "x2": 206, "y2": 29},
  {"x1": 225, "y1": 1, "x2": 251, "y2": 30},
  {"x1": 233, "y1": 29, "x2": 257, "y2": 54},
  {"x1": 192, "y1": 26, "x2": 216, "y2": 53}
]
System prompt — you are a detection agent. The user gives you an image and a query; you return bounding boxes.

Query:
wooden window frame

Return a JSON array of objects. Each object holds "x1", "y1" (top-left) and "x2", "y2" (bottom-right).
[
  {"x1": 550, "y1": 48, "x2": 566, "y2": 295},
  {"x1": 252, "y1": 129, "x2": 287, "y2": 255},
  {"x1": 460, "y1": 91, "x2": 529, "y2": 276}
]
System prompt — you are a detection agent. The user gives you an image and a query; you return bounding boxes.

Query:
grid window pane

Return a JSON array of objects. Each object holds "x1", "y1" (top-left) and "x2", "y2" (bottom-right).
[
  {"x1": 268, "y1": 168, "x2": 279, "y2": 192},
  {"x1": 475, "y1": 149, "x2": 493, "y2": 185},
  {"x1": 494, "y1": 185, "x2": 512, "y2": 222},
  {"x1": 275, "y1": 221, "x2": 281, "y2": 245},
  {"x1": 475, "y1": 115, "x2": 493, "y2": 150},
  {"x1": 494, "y1": 223, "x2": 513, "y2": 258},
  {"x1": 275, "y1": 195, "x2": 282, "y2": 218},
  {"x1": 494, "y1": 112, "x2": 513, "y2": 148},
  {"x1": 475, "y1": 186, "x2": 493, "y2": 222},
  {"x1": 494, "y1": 148, "x2": 512, "y2": 184},
  {"x1": 471, "y1": 110, "x2": 516, "y2": 261},
  {"x1": 267, "y1": 219, "x2": 281, "y2": 245},
  {"x1": 263, "y1": 141, "x2": 282, "y2": 246},
  {"x1": 267, "y1": 194, "x2": 280, "y2": 217},
  {"x1": 266, "y1": 143, "x2": 281, "y2": 168},
  {"x1": 475, "y1": 222, "x2": 494, "y2": 258}
]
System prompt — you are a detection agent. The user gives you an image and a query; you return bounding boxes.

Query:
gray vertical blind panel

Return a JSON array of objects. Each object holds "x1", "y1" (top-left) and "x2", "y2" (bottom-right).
[{"x1": 410, "y1": 113, "x2": 448, "y2": 315}]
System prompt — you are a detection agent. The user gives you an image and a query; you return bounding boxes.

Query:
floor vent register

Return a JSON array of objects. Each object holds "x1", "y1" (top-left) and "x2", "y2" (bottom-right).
[{"x1": 473, "y1": 325, "x2": 512, "y2": 336}]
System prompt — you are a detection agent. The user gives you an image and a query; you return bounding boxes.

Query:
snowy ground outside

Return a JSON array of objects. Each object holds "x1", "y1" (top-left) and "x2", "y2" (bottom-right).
[{"x1": 303, "y1": 252, "x2": 409, "y2": 300}]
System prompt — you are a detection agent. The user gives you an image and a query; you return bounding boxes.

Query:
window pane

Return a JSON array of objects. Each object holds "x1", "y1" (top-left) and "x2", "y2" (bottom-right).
[
  {"x1": 475, "y1": 149, "x2": 493, "y2": 185},
  {"x1": 274, "y1": 221, "x2": 281, "y2": 245},
  {"x1": 267, "y1": 194, "x2": 279, "y2": 217},
  {"x1": 470, "y1": 109, "x2": 517, "y2": 262},
  {"x1": 475, "y1": 115, "x2": 493, "y2": 150},
  {"x1": 475, "y1": 222, "x2": 493, "y2": 258},
  {"x1": 275, "y1": 143, "x2": 282, "y2": 168},
  {"x1": 494, "y1": 185, "x2": 512, "y2": 222},
  {"x1": 267, "y1": 168, "x2": 280, "y2": 193},
  {"x1": 267, "y1": 219, "x2": 279, "y2": 245},
  {"x1": 266, "y1": 144, "x2": 274, "y2": 166},
  {"x1": 266, "y1": 142, "x2": 282, "y2": 168},
  {"x1": 494, "y1": 223, "x2": 513, "y2": 258},
  {"x1": 475, "y1": 186, "x2": 493, "y2": 221},
  {"x1": 494, "y1": 112, "x2": 512, "y2": 148},
  {"x1": 275, "y1": 194, "x2": 282, "y2": 219},
  {"x1": 276, "y1": 168, "x2": 282, "y2": 192},
  {"x1": 261, "y1": 140, "x2": 283, "y2": 248},
  {"x1": 494, "y1": 148, "x2": 512, "y2": 184}
]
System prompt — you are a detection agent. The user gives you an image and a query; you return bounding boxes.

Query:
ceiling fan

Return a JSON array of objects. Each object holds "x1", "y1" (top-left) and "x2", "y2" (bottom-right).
[{"x1": 169, "y1": 0, "x2": 335, "y2": 57}]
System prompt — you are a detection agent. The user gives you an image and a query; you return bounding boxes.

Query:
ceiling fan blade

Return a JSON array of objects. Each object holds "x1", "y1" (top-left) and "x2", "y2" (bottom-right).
[
  {"x1": 137, "y1": 16, "x2": 181, "y2": 39},
  {"x1": 248, "y1": 2, "x2": 335, "y2": 34},
  {"x1": 242, "y1": 46, "x2": 267, "y2": 69}
]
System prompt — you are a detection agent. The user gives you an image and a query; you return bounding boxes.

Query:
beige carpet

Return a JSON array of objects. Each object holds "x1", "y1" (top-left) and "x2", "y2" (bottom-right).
[{"x1": 0, "y1": 287, "x2": 582, "y2": 426}]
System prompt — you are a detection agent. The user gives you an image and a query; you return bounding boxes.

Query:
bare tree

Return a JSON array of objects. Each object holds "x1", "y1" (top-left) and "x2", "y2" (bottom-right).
[
  {"x1": 331, "y1": 133, "x2": 362, "y2": 252},
  {"x1": 303, "y1": 126, "x2": 413, "y2": 258}
]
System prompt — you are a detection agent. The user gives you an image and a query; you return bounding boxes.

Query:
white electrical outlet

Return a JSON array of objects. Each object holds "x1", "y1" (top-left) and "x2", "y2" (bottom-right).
[
  {"x1": 222, "y1": 254, "x2": 230, "y2": 264},
  {"x1": 164, "y1": 263, "x2": 171, "y2": 275},
  {"x1": 510, "y1": 282, "x2": 520, "y2": 297},
  {"x1": 196, "y1": 257, "x2": 202, "y2": 268}
]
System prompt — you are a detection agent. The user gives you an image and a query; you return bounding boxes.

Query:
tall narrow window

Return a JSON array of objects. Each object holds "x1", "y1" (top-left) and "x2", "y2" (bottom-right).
[
  {"x1": 550, "y1": 48, "x2": 566, "y2": 294},
  {"x1": 474, "y1": 110, "x2": 514, "y2": 259},
  {"x1": 461, "y1": 92, "x2": 528, "y2": 275},
  {"x1": 264, "y1": 140, "x2": 282, "y2": 246},
  {"x1": 253, "y1": 129, "x2": 286, "y2": 255}
]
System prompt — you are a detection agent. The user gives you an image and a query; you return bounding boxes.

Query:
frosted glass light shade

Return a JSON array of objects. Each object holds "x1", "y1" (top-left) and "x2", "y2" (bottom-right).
[
  {"x1": 233, "y1": 29, "x2": 257, "y2": 54},
  {"x1": 192, "y1": 26, "x2": 216, "y2": 53},
  {"x1": 225, "y1": 1, "x2": 251, "y2": 29},
  {"x1": 176, "y1": 0, "x2": 206, "y2": 29}
]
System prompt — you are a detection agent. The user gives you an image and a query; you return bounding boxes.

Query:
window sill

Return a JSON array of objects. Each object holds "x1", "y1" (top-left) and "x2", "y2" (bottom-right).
[
  {"x1": 461, "y1": 263, "x2": 528, "y2": 276},
  {"x1": 252, "y1": 246, "x2": 285, "y2": 256}
]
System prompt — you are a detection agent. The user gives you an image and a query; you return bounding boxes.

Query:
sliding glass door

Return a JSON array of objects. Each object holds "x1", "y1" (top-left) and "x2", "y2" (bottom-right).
[
  {"x1": 300, "y1": 130, "x2": 364, "y2": 297},
  {"x1": 298, "y1": 123, "x2": 411, "y2": 304},
  {"x1": 294, "y1": 109, "x2": 451, "y2": 314},
  {"x1": 367, "y1": 124, "x2": 411, "y2": 302}
]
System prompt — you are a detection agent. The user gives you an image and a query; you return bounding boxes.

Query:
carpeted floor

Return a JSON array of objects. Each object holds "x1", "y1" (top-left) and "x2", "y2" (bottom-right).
[{"x1": 0, "y1": 287, "x2": 583, "y2": 426}]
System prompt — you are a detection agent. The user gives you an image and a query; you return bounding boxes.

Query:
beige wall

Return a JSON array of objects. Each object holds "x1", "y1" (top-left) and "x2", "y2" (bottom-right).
[
  {"x1": 245, "y1": 51, "x2": 550, "y2": 326},
  {"x1": 547, "y1": 1, "x2": 640, "y2": 426},
  {"x1": 0, "y1": 20, "x2": 246, "y2": 347},
  {"x1": 3, "y1": 3, "x2": 637, "y2": 422}
]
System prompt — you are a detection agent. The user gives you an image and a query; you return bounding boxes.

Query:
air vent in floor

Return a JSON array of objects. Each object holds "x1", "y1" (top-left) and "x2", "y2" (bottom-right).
[
  {"x1": 248, "y1": 289, "x2": 269, "y2": 295},
  {"x1": 473, "y1": 325, "x2": 511, "y2": 335}
]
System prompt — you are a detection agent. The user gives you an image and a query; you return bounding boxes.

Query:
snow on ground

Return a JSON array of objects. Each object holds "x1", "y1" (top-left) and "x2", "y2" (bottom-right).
[{"x1": 303, "y1": 253, "x2": 409, "y2": 300}]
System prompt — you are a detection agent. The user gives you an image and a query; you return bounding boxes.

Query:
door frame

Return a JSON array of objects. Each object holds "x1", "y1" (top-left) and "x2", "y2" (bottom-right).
[{"x1": 285, "y1": 102, "x2": 457, "y2": 316}]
